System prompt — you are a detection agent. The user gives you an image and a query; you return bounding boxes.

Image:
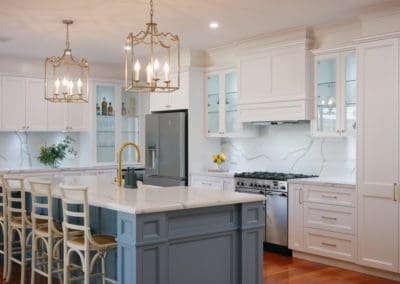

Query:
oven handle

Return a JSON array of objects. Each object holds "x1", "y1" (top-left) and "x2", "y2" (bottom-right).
[{"x1": 266, "y1": 191, "x2": 287, "y2": 197}]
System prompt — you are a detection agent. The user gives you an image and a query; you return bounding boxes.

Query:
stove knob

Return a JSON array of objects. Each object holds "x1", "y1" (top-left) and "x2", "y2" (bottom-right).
[
  {"x1": 249, "y1": 183, "x2": 254, "y2": 187},
  {"x1": 266, "y1": 185, "x2": 271, "y2": 189},
  {"x1": 236, "y1": 181, "x2": 240, "y2": 185},
  {"x1": 240, "y1": 182, "x2": 244, "y2": 186},
  {"x1": 257, "y1": 184, "x2": 262, "y2": 187},
  {"x1": 280, "y1": 186, "x2": 286, "y2": 190}
]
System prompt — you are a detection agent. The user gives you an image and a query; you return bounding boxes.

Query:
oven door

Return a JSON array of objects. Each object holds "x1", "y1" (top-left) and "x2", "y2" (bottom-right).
[{"x1": 265, "y1": 190, "x2": 288, "y2": 246}]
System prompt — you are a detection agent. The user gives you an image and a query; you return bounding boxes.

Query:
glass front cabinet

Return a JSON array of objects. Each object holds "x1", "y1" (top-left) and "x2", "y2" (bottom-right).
[
  {"x1": 94, "y1": 82, "x2": 141, "y2": 163},
  {"x1": 206, "y1": 69, "x2": 241, "y2": 137},
  {"x1": 312, "y1": 49, "x2": 356, "y2": 137}
]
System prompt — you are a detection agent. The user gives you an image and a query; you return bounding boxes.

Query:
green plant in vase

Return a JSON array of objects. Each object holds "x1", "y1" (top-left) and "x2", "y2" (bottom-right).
[{"x1": 38, "y1": 136, "x2": 77, "y2": 168}]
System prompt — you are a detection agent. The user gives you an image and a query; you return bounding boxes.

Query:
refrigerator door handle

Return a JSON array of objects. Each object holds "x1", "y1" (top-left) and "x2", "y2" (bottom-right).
[{"x1": 147, "y1": 147, "x2": 157, "y2": 169}]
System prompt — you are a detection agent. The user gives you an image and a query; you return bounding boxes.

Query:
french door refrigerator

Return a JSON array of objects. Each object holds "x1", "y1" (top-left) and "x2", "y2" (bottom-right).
[{"x1": 143, "y1": 111, "x2": 188, "y2": 187}]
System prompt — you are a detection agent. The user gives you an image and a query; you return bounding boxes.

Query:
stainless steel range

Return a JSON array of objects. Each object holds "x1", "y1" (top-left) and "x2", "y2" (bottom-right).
[{"x1": 235, "y1": 171, "x2": 316, "y2": 254}]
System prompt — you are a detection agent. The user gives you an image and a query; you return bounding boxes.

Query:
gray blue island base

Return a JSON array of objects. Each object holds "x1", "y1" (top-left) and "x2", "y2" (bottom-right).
[
  {"x1": 20, "y1": 175, "x2": 265, "y2": 284},
  {"x1": 118, "y1": 202, "x2": 264, "y2": 284}
]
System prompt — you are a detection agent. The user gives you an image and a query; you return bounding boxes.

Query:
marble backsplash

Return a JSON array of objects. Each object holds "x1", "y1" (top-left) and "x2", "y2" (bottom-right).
[
  {"x1": 0, "y1": 132, "x2": 81, "y2": 169},
  {"x1": 222, "y1": 123, "x2": 356, "y2": 178}
]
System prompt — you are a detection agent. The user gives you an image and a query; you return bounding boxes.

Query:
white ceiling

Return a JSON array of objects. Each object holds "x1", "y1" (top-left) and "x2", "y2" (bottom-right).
[{"x1": 0, "y1": 0, "x2": 392, "y2": 64}]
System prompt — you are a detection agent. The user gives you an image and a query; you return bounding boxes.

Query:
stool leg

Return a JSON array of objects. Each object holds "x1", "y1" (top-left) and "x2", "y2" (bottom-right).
[
  {"x1": 63, "y1": 246, "x2": 68, "y2": 284},
  {"x1": 101, "y1": 253, "x2": 106, "y2": 284},
  {"x1": 5, "y1": 228, "x2": 12, "y2": 283},
  {"x1": 2, "y1": 221, "x2": 7, "y2": 280},
  {"x1": 84, "y1": 249, "x2": 90, "y2": 284},
  {"x1": 30, "y1": 234, "x2": 37, "y2": 284},
  {"x1": 54, "y1": 239, "x2": 63, "y2": 283},
  {"x1": 47, "y1": 237, "x2": 53, "y2": 284},
  {"x1": 21, "y1": 229, "x2": 26, "y2": 284}
]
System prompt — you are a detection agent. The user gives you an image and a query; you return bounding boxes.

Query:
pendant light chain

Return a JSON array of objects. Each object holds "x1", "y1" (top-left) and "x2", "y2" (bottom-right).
[
  {"x1": 150, "y1": 0, "x2": 154, "y2": 23},
  {"x1": 65, "y1": 22, "x2": 70, "y2": 49}
]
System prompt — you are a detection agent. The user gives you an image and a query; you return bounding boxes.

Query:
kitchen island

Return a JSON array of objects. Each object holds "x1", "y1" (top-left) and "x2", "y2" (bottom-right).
[{"x1": 25, "y1": 174, "x2": 265, "y2": 284}]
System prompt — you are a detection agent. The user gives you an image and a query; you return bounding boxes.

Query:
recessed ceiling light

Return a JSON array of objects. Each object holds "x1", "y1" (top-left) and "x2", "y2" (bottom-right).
[{"x1": 209, "y1": 21, "x2": 219, "y2": 30}]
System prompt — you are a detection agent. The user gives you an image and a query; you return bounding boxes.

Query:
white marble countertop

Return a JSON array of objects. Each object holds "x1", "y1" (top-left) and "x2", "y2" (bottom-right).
[
  {"x1": 0, "y1": 163, "x2": 144, "y2": 175},
  {"x1": 24, "y1": 174, "x2": 264, "y2": 214},
  {"x1": 190, "y1": 171, "x2": 235, "y2": 178},
  {"x1": 288, "y1": 177, "x2": 356, "y2": 188}
]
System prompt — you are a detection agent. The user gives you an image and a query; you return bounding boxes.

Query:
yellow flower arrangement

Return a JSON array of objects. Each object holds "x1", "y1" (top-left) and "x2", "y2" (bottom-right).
[{"x1": 212, "y1": 153, "x2": 226, "y2": 165}]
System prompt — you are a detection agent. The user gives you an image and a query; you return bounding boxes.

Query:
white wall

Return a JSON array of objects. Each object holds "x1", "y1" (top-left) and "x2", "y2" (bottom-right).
[
  {"x1": 222, "y1": 123, "x2": 356, "y2": 178},
  {"x1": 0, "y1": 132, "x2": 82, "y2": 169}
]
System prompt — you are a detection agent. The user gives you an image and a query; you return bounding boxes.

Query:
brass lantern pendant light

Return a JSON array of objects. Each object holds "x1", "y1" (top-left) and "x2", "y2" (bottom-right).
[
  {"x1": 125, "y1": 0, "x2": 180, "y2": 93},
  {"x1": 44, "y1": 20, "x2": 89, "y2": 103}
]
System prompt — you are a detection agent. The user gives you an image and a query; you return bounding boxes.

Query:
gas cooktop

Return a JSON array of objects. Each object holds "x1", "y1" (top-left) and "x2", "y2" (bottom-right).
[{"x1": 234, "y1": 171, "x2": 317, "y2": 181}]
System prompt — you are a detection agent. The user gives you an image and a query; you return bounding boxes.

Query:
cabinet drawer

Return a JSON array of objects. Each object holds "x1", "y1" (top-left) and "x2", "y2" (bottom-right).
[
  {"x1": 190, "y1": 176, "x2": 223, "y2": 190},
  {"x1": 304, "y1": 203, "x2": 355, "y2": 235},
  {"x1": 303, "y1": 185, "x2": 356, "y2": 207},
  {"x1": 304, "y1": 228, "x2": 355, "y2": 262}
]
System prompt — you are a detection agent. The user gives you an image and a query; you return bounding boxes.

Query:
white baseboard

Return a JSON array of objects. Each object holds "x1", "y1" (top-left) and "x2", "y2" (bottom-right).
[{"x1": 293, "y1": 251, "x2": 400, "y2": 282}]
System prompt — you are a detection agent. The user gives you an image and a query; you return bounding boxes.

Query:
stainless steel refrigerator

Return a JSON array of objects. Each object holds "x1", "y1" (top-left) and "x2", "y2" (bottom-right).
[{"x1": 143, "y1": 111, "x2": 188, "y2": 187}]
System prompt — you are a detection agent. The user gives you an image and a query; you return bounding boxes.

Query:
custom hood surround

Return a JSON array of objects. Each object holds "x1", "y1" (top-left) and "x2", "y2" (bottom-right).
[{"x1": 236, "y1": 29, "x2": 313, "y2": 122}]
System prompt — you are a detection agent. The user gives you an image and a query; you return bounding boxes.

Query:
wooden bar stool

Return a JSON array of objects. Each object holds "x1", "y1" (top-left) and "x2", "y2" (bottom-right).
[
  {"x1": 60, "y1": 184, "x2": 117, "y2": 284},
  {"x1": 30, "y1": 180, "x2": 75, "y2": 284},
  {"x1": 3, "y1": 176, "x2": 32, "y2": 284},
  {"x1": 0, "y1": 175, "x2": 8, "y2": 280}
]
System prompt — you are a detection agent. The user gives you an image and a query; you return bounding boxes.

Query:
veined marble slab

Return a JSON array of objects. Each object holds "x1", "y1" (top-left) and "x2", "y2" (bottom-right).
[
  {"x1": 190, "y1": 171, "x2": 235, "y2": 178},
  {"x1": 23, "y1": 174, "x2": 264, "y2": 214},
  {"x1": 288, "y1": 176, "x2": 356, "y2": 188},
  {"x1": 0, "y1": 163, "x2": 144, "y2": 175}
]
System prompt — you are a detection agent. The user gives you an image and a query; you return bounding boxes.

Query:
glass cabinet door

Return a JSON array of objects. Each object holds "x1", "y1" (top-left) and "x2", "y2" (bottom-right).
[
  {"x1": 316, "y1": 56, "x2": 338, "y2": 134},
  {"x1": 96, "y1": 85, "x2": 116, "y2": 163},
  {"x1": 224, "y1": 72, "x2": 238, "y2": 134},
  {"x1": 343, "y1": 53, "x2": 357, "y2": 136},
  {"x1": 207, "y1": 74, "x2": 220, "y2": 134},
  {"x1": 120, "y1": 89, "x2": 140, "y2": 163}
]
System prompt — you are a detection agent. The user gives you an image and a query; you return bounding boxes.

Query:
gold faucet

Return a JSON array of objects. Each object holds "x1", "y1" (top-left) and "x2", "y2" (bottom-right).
[{"x1": 117, "y1": 142, "x2": 141, "y2": 187}]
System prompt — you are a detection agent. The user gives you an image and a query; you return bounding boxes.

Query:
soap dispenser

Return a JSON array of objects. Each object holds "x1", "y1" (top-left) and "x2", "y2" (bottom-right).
[{"x1": 124, "y1": 167, "x2": 138, "y2": 189}]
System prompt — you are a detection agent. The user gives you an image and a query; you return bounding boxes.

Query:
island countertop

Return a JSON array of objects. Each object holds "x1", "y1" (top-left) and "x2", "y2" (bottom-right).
[{"x1": 24, "y1": 174, "x2": 264, "y2": 214}]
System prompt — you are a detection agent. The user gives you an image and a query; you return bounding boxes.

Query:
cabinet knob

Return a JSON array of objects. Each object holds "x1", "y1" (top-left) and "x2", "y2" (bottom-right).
[{"x1": 336, "y1": 130, "x2": 340, "y2": 134}]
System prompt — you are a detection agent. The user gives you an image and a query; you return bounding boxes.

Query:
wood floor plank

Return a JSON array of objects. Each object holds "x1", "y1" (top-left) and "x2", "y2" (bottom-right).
[
  {"x1": 264, "y1": 252, "x2": 399, "y2": 284},
  {"x1": 0, "y1": 252, "x2": 398, "y2": 283}
]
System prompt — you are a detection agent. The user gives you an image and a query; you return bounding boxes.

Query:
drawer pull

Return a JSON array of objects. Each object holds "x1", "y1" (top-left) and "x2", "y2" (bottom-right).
[
  {"x1": 321, "y1": 242, "x2": 337, "y2": 248},
  {"x1": 322, "y1": 194, "x2": 337, "y2": 199},
  {"x1": 201, "y1": 182, "x2": 212, "y2": 186},
  {"x1": 321, "y1": 216, "x2": 337, "y2": 221}
]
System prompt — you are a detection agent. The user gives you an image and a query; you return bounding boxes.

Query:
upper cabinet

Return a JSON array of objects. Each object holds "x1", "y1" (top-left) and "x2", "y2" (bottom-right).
[
  {"x1": 1, "y1": 77, "x2": 48, "y2": 131},
  {"x1": 0, "y1": 76, "x2": 88, "y2": 132},
  {"x1": 238, "y1": 43, "x2": 312, "y2": 122},
  {"x1": 206, "y1": 69, "x2": 241, "y2": 137},
  {"x1": 150, "y1": 71, "x2": 189, "y2": 112},
  {"x1": 94, "y1": 82, "x2": 141, "y2": 163},
  {"x1": 311, "y1": 48, "x2": 356, "y2": 137}
]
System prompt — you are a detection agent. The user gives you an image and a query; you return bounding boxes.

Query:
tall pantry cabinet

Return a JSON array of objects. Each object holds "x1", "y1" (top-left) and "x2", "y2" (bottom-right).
[{"x1": 357, "y1": 35, "x2": 400, "y2": 272}]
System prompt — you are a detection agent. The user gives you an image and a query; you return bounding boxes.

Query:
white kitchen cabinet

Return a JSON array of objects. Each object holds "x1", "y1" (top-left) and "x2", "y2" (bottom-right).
[
  {"x1": 288, "y1": 182, "x2": 357, "y2": 263},
  {"x1": 150, "y1": 71, "x2": 189, "y2": 112},
  {"x1": 94, "y1": 82, "x2": 142, "y2": 164},
  {"x1": 206, "y1": 69, "x2": 243, "y2": 137},
  {"x1": 1, "y1": 77, "x2": 48, "y2": 131},
  {"x1": 67, "y1": 103, "x2": 89, "y2": 131},
  {"x1": 47, "y1": 102, "x2": 66, "y2": 131},
  {"x1": 288, "y1": 183, "x2": 305, "y2": 251},
  {"x1": 189, "y1": 173, "x2": 235, "y2": 191},
  {"x1": 1, "y1": 77, "x2": 26, "y2": 130},
  {"x1": 238, "y1": 44, "x2": 312, "y2": 122},
  {"x1": 311, "y1": 49, "x2": 356, "y2": 137},
  {"x1": 26, "y1": 79, "x2": 47, "y2": 131},
  {"x1": 357, "y1": 37, "x2": 400, "y2": 273}
]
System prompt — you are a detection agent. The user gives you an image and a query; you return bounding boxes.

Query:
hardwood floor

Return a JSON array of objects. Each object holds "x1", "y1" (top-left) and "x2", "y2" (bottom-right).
[
  {"x1": 0, "y1": 252, "x2": 397, "y2": 283},
  {"x1": 264, "y1": 252, "x2": 398, "y2": 283}
]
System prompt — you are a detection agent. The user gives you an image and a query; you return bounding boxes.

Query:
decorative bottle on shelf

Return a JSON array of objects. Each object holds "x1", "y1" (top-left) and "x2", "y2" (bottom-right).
[
  {"x1": 121, "y1": 102, "x2": 127, "y2": 116},
  {"x1": 101, "y1": 97, "x2": 107, "y2": 116},
  {"x1": 96, "y1": 103, "x2": 100, "y2": 116},
  {"x1": 108, "y1": 102, "x2": 113, "y2": 116}
]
